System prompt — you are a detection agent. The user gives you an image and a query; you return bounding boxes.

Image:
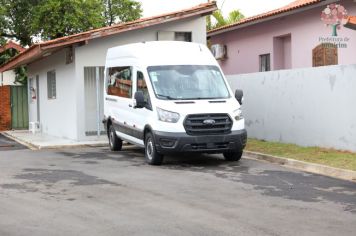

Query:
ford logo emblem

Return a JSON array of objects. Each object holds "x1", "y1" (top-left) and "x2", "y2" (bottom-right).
[{"x1": 203, "y1": 119, "x2": 216, "y2": 125}]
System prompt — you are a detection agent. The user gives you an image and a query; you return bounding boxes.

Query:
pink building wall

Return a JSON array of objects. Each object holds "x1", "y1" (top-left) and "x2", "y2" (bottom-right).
[{"x1": 210, "y1": 1, "x2": 356, "y2": 75}]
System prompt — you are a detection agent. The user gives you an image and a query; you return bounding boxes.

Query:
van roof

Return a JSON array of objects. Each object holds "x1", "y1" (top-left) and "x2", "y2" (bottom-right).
[{"x1": 106, "y1": 41, "x2": 218, "y2": 67}]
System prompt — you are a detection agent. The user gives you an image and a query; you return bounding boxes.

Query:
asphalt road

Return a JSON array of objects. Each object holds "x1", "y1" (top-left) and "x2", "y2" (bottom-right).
[
  {"x1": 0, "y1": 145, "x2": 355, "y2": 236},
  {"x1": 0, "y1": 134, "x2": 26, "y2": 151}
]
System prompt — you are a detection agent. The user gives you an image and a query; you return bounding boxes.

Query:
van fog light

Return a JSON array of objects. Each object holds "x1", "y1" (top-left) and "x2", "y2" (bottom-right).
[
  {"x1": 233, "y1": 108, "x2": 243, "y2": 121},
  {"x1": 160, "y1": 139, "x2": 175, "y2": 147}
]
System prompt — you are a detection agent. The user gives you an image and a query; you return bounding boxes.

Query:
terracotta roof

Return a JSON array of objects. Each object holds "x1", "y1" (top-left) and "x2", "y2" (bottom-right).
[
  {"x1": 208, "y1": 0, "x2": 325, "y2": 35},
  {"x1": 0, "y1": 41, "x2": 25, "y2": 54},
  {"x1": 344, "y1": 16, "x2": 356, "y2": 30},
  {"x1": 0, "y1": 2, "x2": 217, "y2": 72}
]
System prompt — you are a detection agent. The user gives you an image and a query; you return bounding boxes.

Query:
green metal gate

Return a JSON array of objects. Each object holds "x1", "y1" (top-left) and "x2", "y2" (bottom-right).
[{"x1": 10, "y1": 86, "x2": 29, "y2": 129}]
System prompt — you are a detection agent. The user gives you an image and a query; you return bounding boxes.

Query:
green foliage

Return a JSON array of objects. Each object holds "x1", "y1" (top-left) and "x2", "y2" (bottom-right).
[
  {"x1": 0, "y1": 0, "x2": 142, "y2": 84},
  {"x1": 31, "y1": 0, "x2": 104, "y2": 40},
  {"x1": 0, "y1": 0, "x2": 40, "y2": 46},
  {"x1": 208, "y1": 9, "x2": 245, "y2": 30},
  {"x1": 14, "y1": 66, "x2": 27, "y2": 84},
  {"x1": 0, "y1": 41, "x2": 27, "y2": 84},
  {"x1": 103, "y1": 0, "x2": 142, "y2": 26},
  {"x1": 246, "y1": 139, "x2": 356, "y2": 171},
  {"x1": 0, "y1": 0, "x2": 143, "y2": 45}
]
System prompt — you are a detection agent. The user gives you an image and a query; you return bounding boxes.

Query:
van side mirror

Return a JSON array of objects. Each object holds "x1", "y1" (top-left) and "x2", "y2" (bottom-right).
[
  {"x1": 134, "y1": 91, "x2": 146, "y2": 109},
  {"x1": 235, "y1": 89, "x2": 243, "y2": 105}
]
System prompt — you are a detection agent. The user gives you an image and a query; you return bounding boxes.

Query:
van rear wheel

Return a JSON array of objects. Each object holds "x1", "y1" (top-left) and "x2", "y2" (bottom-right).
[
  {"x1": 223, "y1": 151, "x2": 243, "y2": 161},
  {"x1": 145, "y1": 132, "x2": 163, "y2": 165},
  {"x1": 109, "y1": 125, "x2": 122, "y2": 151}
]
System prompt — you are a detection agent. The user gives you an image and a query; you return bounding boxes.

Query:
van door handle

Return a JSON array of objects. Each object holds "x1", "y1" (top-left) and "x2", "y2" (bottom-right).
[
  {"x1": 128, "y1": 104, "x2": 133, "y2": 108},
  {"x1": 105, "y1": 97, "x2": 117, "y2": 102}
]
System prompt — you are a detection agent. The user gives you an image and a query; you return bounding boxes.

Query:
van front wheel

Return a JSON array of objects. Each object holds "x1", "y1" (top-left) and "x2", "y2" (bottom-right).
[
  {"x1": 145, "y1": 132, "x2": 163, "y2": 165},
  {"x1": 109, "y1": 125, "x2": 122, "y2": 151},
  {"x1": 223, "y1": 151, "x2": 243, "y2": 161}
]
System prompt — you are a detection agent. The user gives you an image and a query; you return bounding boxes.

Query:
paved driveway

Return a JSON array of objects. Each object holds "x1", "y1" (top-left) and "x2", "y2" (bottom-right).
[{"x1": 0, "y1": 146, "x2": 355, "y2": 236}]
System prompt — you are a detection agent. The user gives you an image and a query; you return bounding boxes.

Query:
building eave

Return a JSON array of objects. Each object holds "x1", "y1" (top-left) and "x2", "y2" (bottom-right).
[{"x1": 0, "y1": 2, "x2": 217, "y2": 72}]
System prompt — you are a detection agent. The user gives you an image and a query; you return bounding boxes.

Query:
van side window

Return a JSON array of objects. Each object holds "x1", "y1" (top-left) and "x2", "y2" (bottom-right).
[
  {"x1": 107, "y1": 67, "x2": 132, "y2": 98},
  {"x1": 137, "y1": 71, "x2": 149, "y2": 102}
]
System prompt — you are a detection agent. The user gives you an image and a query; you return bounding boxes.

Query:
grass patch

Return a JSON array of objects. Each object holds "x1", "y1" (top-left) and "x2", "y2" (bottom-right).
[{"x1": 245, "y1": 139, "x2": 356, "y2": 171}]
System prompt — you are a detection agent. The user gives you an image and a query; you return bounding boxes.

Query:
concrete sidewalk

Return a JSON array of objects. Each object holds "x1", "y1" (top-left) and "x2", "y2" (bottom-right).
[{"x1": 2, "y1": 130, "x2": 108, "y2": 150}]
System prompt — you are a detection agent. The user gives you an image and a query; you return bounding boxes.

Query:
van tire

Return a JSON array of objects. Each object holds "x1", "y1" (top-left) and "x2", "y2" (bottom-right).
[
  {"x1": 223, "y1": 151, "x2": 243, "y2": 161},
  {"x1": 145, "y1": 132, "x2": 163, "y2": 165},
  {"x1": 109, "y1": 125, "x2": 122, "y2": 151}
]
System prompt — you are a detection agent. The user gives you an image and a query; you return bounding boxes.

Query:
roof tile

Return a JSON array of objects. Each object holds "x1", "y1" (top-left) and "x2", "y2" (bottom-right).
[{"x1": 208, "y1": 0, "x2": 323, "y2": 34}]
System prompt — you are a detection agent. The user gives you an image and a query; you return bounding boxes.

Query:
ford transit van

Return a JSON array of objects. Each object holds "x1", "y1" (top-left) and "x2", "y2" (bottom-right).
[{"x1": 103, "y1": 41, "x2": 247, "y2": 165}]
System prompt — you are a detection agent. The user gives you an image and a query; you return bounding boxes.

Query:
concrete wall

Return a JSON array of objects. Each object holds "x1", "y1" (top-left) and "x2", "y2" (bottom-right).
[
  {"x1": 1, "y1": 70, "x2": 16, "y2": 86},
  {"x1": 75, "y1": 16, "x2": 206, "y2": 140},
  {"x1": 227, "y1": 64, "x2": 356, "y2": 152},
  {"x1": 27, "y1": 50, "x2": 77, "y2": 140},
  {"x1": 211, "y1": 0, "x2": 356, "y2": 75}
]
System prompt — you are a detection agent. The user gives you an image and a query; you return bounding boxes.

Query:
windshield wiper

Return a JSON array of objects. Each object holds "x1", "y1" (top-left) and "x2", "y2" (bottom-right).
[{"x1": 156, "y1": 94, "x2": 178, "y2": 100}]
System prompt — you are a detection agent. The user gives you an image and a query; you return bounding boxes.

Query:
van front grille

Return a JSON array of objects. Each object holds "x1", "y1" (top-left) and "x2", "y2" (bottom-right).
[{"x1": 184, "y1": 113, "x2": 233, "y2": 135}]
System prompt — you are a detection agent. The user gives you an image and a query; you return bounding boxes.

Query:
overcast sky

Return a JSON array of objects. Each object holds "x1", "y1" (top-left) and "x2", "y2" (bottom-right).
[{"x1": 137, "y1": 0, "x2": 295, "y2": 18}]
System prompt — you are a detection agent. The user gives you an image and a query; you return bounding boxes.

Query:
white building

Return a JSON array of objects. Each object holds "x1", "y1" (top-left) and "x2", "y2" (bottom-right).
[
  {"x1": 1, "y1": 70, "x2": 16, "y2": 86},
  {"x1": 0, "y1": 2, "x2": 216, "y2": 141},
  {"x1": 1, "y1": 41, "x2": 25, "y2": 86}
]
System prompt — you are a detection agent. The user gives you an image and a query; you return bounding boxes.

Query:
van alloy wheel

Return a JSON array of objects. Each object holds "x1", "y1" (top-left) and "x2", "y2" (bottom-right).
[
  {"x1": 109, "y1": 125, "x2": 122, "y2": 151},
  {"x1": 146, "y1": 139, "x2": 154, "y2": 160},
  {"x1": 144, "y1": 132, "x2": 163, "y2": 165}
]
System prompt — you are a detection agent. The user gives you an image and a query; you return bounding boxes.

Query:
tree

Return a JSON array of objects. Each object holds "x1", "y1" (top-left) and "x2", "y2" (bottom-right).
[
  {"x1": 103, "y1": 0, "x2": 142, "y2": 26},
  {"x1": 31, "y1": 0, "x2": 105, "y2": 40},
  {"x1": 207, "y1": 9, "x2": 245, "y2": 31},
  {"x1": 0, "y1": 0, "x2": 142, "y2": 84},
  {"x1": 0, "y1": 0, "x2": 40, "y2": 46},
  {"x1": 321, "y1": 4, "x2": 348, "y2": 37},
  {"x1": 0, "y1": 0, "x2": 143, "y2": 45}
]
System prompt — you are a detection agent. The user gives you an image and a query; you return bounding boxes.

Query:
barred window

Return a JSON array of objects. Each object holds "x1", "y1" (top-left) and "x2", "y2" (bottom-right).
[
  {"x1": 259, "y1": 54, "x2": 271, "y2": 72},
  {"x1": 47, "y1": 70, "x2": 56, "y2": 99}
]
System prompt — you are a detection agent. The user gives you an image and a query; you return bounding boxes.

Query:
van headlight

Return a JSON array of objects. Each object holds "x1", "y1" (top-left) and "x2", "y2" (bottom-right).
[
  {"x1": 233, "y1": 108, "x2": 243, "y2": 121},
  {"x1": 157, "y1": 108, "x2": 180, "y2": 123}
]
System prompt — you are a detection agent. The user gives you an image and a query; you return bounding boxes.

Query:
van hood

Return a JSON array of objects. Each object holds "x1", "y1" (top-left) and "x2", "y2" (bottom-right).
[{"x1": 155, "y1": 98, "x2": 240, "y2": 116}]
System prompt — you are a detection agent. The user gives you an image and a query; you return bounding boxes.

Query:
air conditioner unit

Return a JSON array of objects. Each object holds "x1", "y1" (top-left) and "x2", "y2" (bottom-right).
[{"x1": 211, "y1": 44, "x2": 227, "y2": 60}]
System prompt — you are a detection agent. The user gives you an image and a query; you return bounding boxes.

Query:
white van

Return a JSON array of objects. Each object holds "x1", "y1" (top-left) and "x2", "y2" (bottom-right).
[{"x1": 103, "y1": 41, "x2": 247, "y2": 165}]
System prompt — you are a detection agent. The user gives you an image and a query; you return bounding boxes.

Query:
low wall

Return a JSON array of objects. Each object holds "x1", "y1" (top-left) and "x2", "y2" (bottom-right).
[
  {"x1": 227, "y1": 64, "x2": 356, "y2": 152},
  {"x1": 0, "y1": 85, "x2": 11, "y2": 131}
]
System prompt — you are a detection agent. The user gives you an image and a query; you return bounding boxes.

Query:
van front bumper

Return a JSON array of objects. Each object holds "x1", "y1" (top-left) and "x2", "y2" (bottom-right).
[{"x1": 153, "y1": 130, "x2": 247, "y2": 154}]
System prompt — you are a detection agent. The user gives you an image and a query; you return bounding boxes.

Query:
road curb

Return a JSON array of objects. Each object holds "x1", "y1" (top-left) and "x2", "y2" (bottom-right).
[
  {"x1": 244, "y1": 151, "x2": 356, "y2": 182},
  {"x1": 1, "y1": 132, "x2": 38, "y2": 150}
]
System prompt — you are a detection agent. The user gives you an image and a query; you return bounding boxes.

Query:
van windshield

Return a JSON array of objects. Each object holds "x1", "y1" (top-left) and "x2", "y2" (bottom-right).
[{"x1": 147, "y1": 65, "x2": 230, "y2": 100}]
